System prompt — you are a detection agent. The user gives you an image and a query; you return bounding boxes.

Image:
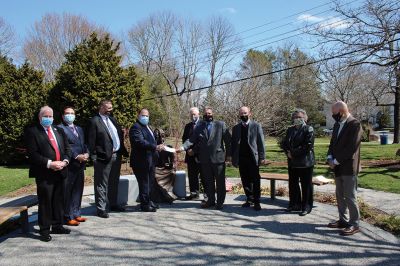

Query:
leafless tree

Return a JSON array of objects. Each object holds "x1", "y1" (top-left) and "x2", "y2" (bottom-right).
[
  {"x1": 203, "y1": 16, "x2": 241, "y2": 106},
  {"x1": 23, "y1": 13, "x2": 107, "y2": 80},
  {"x1": 309, "y1": 0, "x2": 400, "y2": 142},
  {"x1": 0, "y1": 17, "x2": 16, "y2": 57}
]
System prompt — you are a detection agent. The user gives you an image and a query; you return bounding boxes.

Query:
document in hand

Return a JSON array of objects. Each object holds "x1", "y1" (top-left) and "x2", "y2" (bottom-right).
[{"x1": 164, "y1": 146, "x2": 176, "y2": 153}]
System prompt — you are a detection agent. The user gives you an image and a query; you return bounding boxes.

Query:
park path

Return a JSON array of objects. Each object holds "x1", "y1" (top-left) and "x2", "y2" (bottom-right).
[{"x1": 0, "y1": 192, "x2": 399, "y2": 265}]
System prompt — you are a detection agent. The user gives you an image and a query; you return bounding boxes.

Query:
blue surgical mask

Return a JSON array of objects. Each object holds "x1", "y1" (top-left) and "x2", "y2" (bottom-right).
[
  {"x1": 41, "y1": 117, "x2": 53, "y2": 127},
  {"x1": 63, "y1": 114, "x2": 75, "y2": 125},
  {"x1": 139, "y1": 116, "x2": 149, "y2": 126}
]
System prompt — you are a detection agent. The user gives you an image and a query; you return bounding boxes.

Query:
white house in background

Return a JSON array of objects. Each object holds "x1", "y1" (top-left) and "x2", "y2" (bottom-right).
[{"x1": 323, "y1": 102, "x2": 394, "y2": 130}]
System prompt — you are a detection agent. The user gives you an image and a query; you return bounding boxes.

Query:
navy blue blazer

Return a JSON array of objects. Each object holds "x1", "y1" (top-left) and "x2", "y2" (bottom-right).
[
  {"x1": 129, "y1": 121, "x2": 157, "y2": 169},
  {"x1": 58, "y1": 123, "x2": 88, "y2": 169}
]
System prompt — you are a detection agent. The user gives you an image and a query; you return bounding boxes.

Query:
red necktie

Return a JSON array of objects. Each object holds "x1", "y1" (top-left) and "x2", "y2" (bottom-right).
[{"x1": 47, "y1": 127, "x2": 61, "y2": 161}]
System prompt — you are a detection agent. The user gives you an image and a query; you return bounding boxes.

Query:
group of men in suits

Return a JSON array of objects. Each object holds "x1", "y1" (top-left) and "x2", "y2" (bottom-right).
[
  {"x1": 25, "y1": 100, "x2": 128, "y2": 242},
  {"x1": 180, "y1": 106, "x2": 266, "y2": 211},
  {"x1": 25, "y1": 99, "x2": 363, "y2": 242}
]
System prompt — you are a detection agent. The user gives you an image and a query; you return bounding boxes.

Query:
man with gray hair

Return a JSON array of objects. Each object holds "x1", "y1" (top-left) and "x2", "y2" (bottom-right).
[
  {"x1": 25, "y1": 106, "x2": 72, "y2": 241},
  {"x1": 182, "y1": 107, "x2": 202, "y2": 200},
  {"x1": 327, "y1": 101, "x2": 363, "y2": 236}
]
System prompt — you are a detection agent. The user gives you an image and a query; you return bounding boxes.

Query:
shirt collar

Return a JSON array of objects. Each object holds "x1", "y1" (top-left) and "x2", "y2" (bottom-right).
[
  {"x1": 99, "y1": 113, "x2": 108, "y2": 120},
  {"x1": 340, "y1": 114, "x2": 350, "y2": 124}
]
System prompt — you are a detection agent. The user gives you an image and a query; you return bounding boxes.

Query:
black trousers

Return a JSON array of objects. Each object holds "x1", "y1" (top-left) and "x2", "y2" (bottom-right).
[
  {"x1": 288, "y1": 167, "x2": 314, "y2": 211},
  {"x1": 64, "y1": 164, "x2": 84, "y2": 221},
  {"x1": 239, "y1": 156, "x2": 261, "y2": 204},
  {"x1": 187, "y1": 158, "x2": 202, "y2": 194},
  {"x1": 201, "y1": 163, "x2": 226, "y2": 205},
  {"x1": 134, "y1": 164, "x2": 155, "y2": 206},
  {"x1": 36, "y1": 175, "x2": 65, "y2": 232}
]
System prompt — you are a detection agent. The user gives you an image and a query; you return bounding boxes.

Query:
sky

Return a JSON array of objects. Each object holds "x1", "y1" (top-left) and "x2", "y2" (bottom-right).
[{"x1": 0, "y1": 0, "x2": 363, "y2": 68}]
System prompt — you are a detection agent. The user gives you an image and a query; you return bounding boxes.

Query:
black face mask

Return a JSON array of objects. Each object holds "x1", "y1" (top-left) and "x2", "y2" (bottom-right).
[
  {"x1": 332, "y1": 113, "x2": 342, "y2": 122},
  {"x1": 203, "y1": 115, "x2": 213, "y2": 122},
  {"x1": 240, "y1": 115, "x2": 249, "y2": 123}
]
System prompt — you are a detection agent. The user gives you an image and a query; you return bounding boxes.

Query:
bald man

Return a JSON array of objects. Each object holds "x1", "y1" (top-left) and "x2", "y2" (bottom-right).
[
  {"x1": 327, "y1": 101, "x2": 363, "y2": 236},
  {"x1": 182, "y1": 107, "x2": 202, "y2": 200},
  {"x1": 231, "y1": 107, "x2": 266, "y2": 211}
]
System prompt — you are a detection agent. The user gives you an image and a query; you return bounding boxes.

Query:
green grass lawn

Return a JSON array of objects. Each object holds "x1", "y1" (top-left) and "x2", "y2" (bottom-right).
[{"x1": 0, "y1": 166, "x2": 33, "y2": 196}]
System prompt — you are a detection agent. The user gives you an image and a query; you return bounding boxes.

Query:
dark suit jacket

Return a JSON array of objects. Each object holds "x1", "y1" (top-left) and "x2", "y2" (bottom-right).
[
  {"x1": 328, "y1": 115, "x2": 363, "y2": 176},
  {"x1": 182, "y1": 120, "x2": 200, "y2": 163},
  {"x1": 58, "y1": 123, "x2": 88, "y2": 169},
  {"x1": 231, "y1": 120, "x2": 265, "y2": 167},
  {"x1": 281, "y1": 125, "x2": 315, "y2": 168},
  {"x1": 25, "y1": 124, "x2": 71, "y2": 179},
  {"x1": 87, "y1": 114, "x2": 128, "y2": 162},
  {"x1": 183, "y1": 120, "x2": 231, "y2": 164},
  {"x1": 129, "y1": 121, "x2": 157, "y2": 169}
]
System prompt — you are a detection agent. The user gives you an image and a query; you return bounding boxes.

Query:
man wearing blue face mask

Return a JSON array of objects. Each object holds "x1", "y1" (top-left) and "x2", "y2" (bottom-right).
[
  {"x1": 58, "y1": 106, "x2": 89, "y2": 226},
  {"x1": 130, "y1": 108, "x2": 165, "y2": 212},
  {"x1": 25, "y1": 106, "x2": 72, "y2": 242}
]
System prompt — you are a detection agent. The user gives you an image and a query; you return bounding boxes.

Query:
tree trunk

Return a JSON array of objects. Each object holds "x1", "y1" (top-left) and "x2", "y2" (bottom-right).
[{"x1": 393, "y1": 67, "x2": 400, "y2": 143}]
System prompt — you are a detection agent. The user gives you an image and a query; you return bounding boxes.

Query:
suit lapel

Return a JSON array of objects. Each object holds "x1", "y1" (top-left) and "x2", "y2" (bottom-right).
[
  {"x1": 39, "y1": 125, "x2": 53, "y2": 149},
  {"x1": 98, "y1": 115, "x2": 112, "y2": 140}
]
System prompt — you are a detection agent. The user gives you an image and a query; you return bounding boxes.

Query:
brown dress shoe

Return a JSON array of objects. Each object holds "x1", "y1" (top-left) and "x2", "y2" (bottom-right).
[
  {"x1": 66, "y1": 219, "x2": 80, "y2": 226},
  {"x1": 340, "y1": 226, "x2": 360, "y2": 236},
  {"x1": 327, "y1": 220, "x2": 348, "y2": 229},
  {"x1": 75, "y1": 217, "x2": 87, "y2": 222}
]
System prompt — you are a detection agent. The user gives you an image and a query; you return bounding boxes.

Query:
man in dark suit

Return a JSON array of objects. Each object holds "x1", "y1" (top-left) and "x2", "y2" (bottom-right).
[
  {"x1": 181, "y1": 107, "x2": 231, "y2": 210},
  {"x1": 58, "y1": 106, "x2": 88, "y2": 226},
  {"x1": 182, "y1": 107, "x2": 202, "y2": 200},
  {"x1": 87, "y1": 100, "x2": 129, "y2": 218},
  {"x1": 25, "y1": 106, "x2": 72, "y2": 242},
  {"x1": 130, "y1": 108, "x2": 164, "y2": 212},
  {"x1": 327, "y1": 101, "x2": 363, "y2": 236},
  {"x1": 231, "y1": 106, "x2": 266, "y2": 211}
]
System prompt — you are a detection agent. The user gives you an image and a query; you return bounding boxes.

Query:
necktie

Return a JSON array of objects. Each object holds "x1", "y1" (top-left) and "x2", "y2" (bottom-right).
[
  {"x1": 70, "y1": 125, "x2": 78, "y2": 137},
  {"x1": 207, "y1": 122, "x2": 212, "y2": 137},
  {"x1": 47, "y1": 127, "x2": 61, "y2": 161},
  {"x1": 106, "y1": 117, "x2": 119, "y2": 151}
]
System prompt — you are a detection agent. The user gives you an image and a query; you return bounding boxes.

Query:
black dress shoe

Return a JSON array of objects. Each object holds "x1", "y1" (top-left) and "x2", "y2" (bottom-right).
[
  {"x1": 200, "y1": 201, "x2": 216, "y2": 209},
  {"x1": 254, "y1": 203, "x2": 262, "y2": 211},
  {"x1": 327, "y1": 220, "x2": 348, "y2": 229},
  {"x1": 241, "y1": 201, "x2": 251, "y2": 207},
  {"x1": 97, "y1": 211, "x2": 109, "y2": 218},
  {"x1": 340, "y1": 226, "x2": 360, "y2": 236},
  {"x1": 140, "y1": 205, "x2": 157, "y2": 212},
  {"x1": 110, "y1": 206, "x2": 126, "y2": 212},
  {"x1": 285, "y1": 206, "x2": 301, "y2": 212},
  {"x1": 51, "y1": 226, "x2": 71, "y2": 234},
  {"x1": 215, "y1": 204, "x2": 224, "y2": 210},
  {"x1": 185, "y1": 193, "x2": 200, "y2": 200},
  {"x1": 150, "y1": 201, "x2": 160, "y2": 209},
  {"x1": 39, "y1": 232, "x2": 52, "y2": 242}
]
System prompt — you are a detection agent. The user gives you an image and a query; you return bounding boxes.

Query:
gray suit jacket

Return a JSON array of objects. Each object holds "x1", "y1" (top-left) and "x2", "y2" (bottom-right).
[
  {"x1": 327, "y1": 115, "x2": 363, "y2": 176},
  {"x1": 183, "y1": 120, "x2": 231, "y2": 164},
  {"x1": 231, "y1": 120, "x2": 265, "y2": 167}
]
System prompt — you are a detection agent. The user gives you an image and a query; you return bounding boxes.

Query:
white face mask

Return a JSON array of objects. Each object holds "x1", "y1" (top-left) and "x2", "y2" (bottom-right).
[
  {"x1": 293, "y1": 118, "x2": 305, "y2": 126},
  {"x1": 191, "y1": 115, "x2": 199, "y2": 122}
]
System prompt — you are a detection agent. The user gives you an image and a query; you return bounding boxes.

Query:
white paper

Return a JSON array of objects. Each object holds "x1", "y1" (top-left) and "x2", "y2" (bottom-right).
[{"x1": 164, "y1": 146, "x2": 176, "y2": 153}]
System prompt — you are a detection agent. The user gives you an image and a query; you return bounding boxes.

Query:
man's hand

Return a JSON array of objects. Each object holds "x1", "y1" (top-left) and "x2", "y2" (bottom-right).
[
  {"x1": 49, "y1": 161, "x2": 64, "y2": 171},
  {"x1": 260, "y1": 159, "x2": 270, "y2": 165},
  {"x1": 175, "y1": 146, "x2": 184, "y2": 154},
  {"x1": 156, "y1": 144, "x2": 165, "y2": 152},
  {"x1": 76, "y1": 154, "x2": 87, "y2": 163},
  {"x1": 187, "y1": 149, "x2": 194, "y2": 156},
  {"x1": 287, "y1": 151, "x2": 292, "y2": 159},
  {"x1": 328, "y1": 159, "x2": 335, "y2": 169}
]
